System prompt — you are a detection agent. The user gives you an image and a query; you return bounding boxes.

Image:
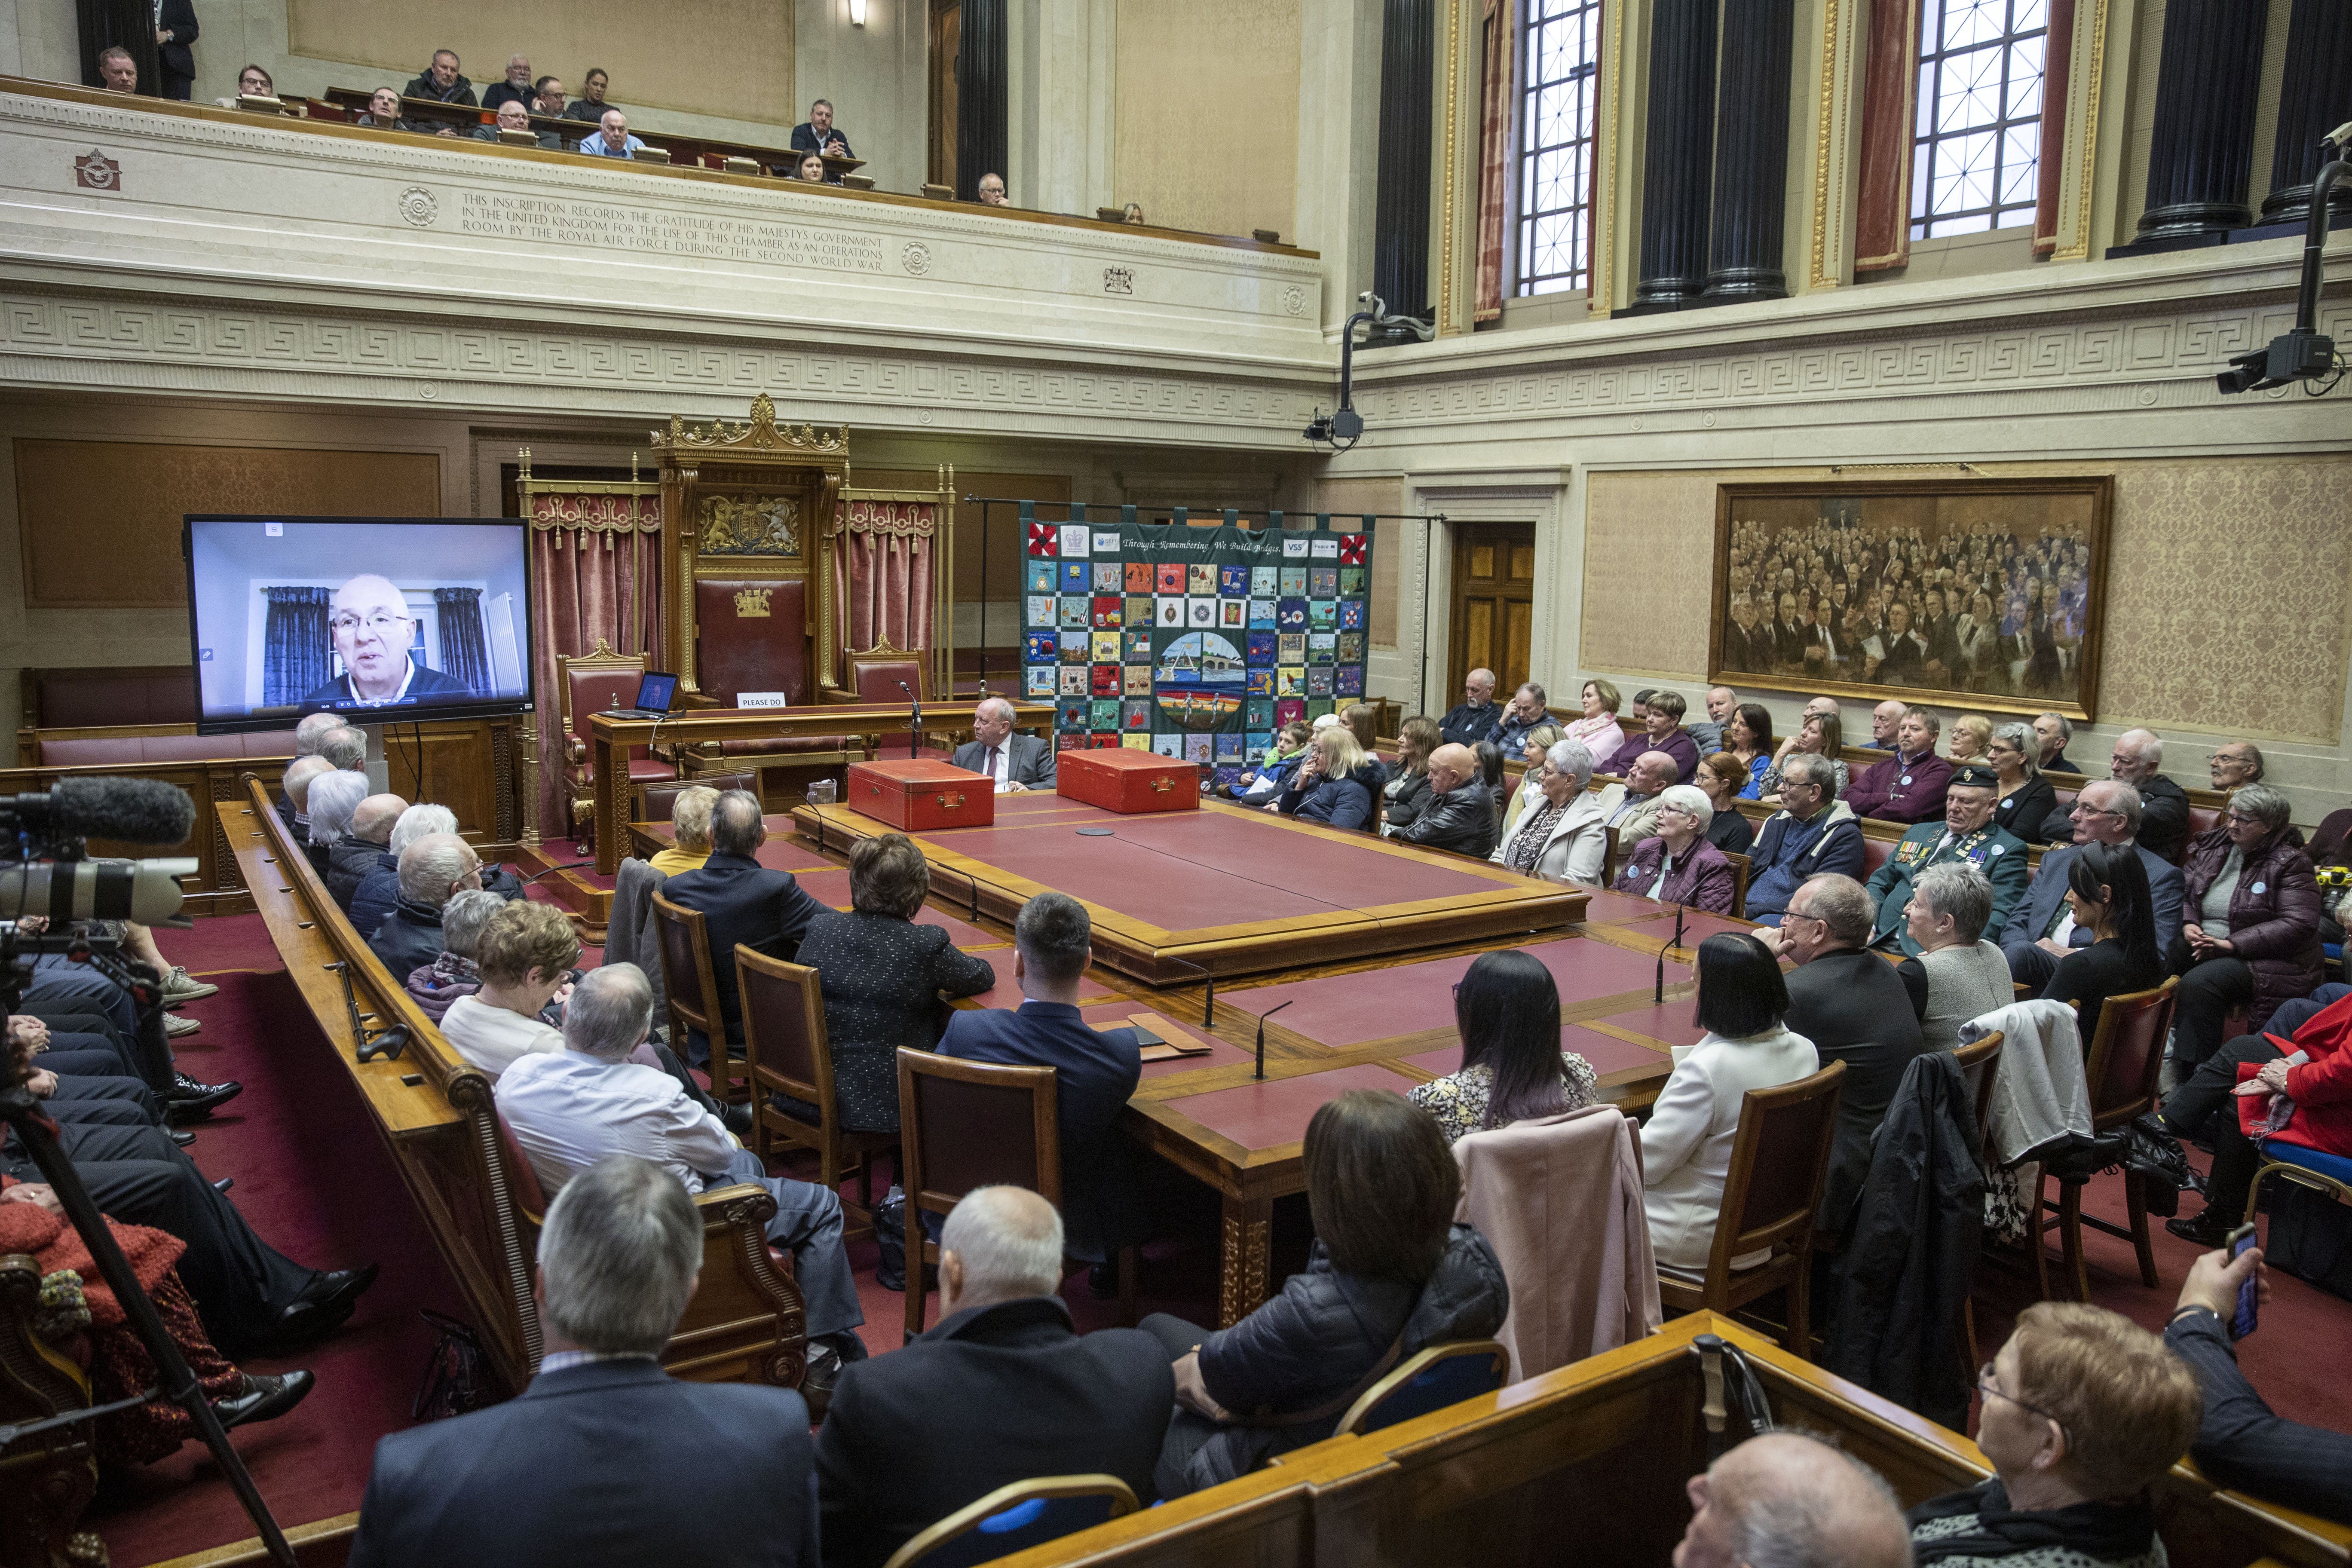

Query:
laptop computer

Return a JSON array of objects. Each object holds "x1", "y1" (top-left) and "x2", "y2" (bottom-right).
[{"x1": 604, "y1": 671, "x2": 680, "y2": 721}]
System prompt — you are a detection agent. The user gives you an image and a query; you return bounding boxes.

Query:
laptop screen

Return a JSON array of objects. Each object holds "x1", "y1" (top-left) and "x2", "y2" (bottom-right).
[{"x1": 634, "y1": 671, "x2": 679, "y2": 713}]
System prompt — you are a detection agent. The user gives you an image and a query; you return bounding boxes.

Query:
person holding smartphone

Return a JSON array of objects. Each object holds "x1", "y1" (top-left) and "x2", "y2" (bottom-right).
[{"x1": 2163, "y1": 1241, "x2": 2352, "y2": 1525}]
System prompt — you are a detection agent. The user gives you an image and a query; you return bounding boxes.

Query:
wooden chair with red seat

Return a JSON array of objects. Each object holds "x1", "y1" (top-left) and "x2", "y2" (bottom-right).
[
  {"x1": 648, "y1": 891, "x2": 748, "y2": 1106},
  {"x1": 2034, "y1": 978, "x2": 2179, "y2": 1302},
  {"x1": 559, "y1": 640, "x2": 677, "y2": 839},
  {"x1": 1656, "y1": 1060, "x2": 1846, "y2": 1360},
  {"x1": 897, "y1": 1048, "x2": 1139, "y2": 1344},
  {"x1": 736, "y1": 947, "x2": 896, "y2": 1234}
]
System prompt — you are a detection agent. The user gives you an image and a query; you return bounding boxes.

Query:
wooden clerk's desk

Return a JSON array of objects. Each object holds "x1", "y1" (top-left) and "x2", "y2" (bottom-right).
[{"x1": 583, "y1": 701, "x2": 1050, "y2": 874}]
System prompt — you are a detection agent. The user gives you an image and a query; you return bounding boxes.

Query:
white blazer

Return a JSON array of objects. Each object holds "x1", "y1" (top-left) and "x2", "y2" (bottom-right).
[
  {"x1": 1491, "y1": 788, "x2": 1610, "y2": 884},
  {"x1": 1640, "y1": 1025, "x2": 1819, "y2": 1271}
]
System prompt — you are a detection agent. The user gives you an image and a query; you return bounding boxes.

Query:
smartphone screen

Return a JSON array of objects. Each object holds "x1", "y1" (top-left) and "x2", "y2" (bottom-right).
[{"x1": 2228, "y1": 1222, "x2": 2260, "y2": 1338}]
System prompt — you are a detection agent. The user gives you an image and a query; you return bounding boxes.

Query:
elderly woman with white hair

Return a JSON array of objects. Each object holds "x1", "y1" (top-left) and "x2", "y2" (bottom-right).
[
  {"x1": 1491, "y1": 739, "x2": 1609, "y2": 883},
  {"x1": 1611, "y1": 784, "x2": 1738, "y2": 912},
  {"x1": 301, "y1": 769, "x2": 369, "y2": 878}
]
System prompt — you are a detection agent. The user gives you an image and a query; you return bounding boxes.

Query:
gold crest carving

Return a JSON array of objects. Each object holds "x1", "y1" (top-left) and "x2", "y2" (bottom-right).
[
  {"x1": 734, "y1": 586, "x2": 774, "y2": 618},
  {"x1": 700, "y1": 493, "x2": 800, "y2": 556}
]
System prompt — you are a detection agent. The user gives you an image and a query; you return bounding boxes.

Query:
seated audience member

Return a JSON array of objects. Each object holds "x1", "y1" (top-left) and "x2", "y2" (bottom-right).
[
  {"x1": 1563, "y1": 677, "x2": 1626, "y2": 773},
  {"x1": 1377, "y1": 716, "x2": 1438, "y2": 833},
  {"x1": 1122, "y1": 202, "x2": 1146, "y2": 224},
  {"x1": 354, "y1": 86, "x2": 407, "y2": 129},
  {"x1": 1394, "y1": 743, "x2": 1498, "y2": 858},
  {"x1": 1642, "y1": 934, "x2": 1817, "y2": 1269},
  {"x1": 402, "y1": 49, "x2": 475, "y2": 106},
  {"x1": 815, "y1": 1187, "x2": 1170, "y2": 1566},
  {"x1": 328, "y1": 793, "x2": 407, "y2": 912},
  {"x1": 1866, "y1": 698, "x2": 1905, "y2": 750},
  {"x1": 1694, "y1": 753, "x2": 1757, "y2": 855},
  {"x1": 2208, "y1": 740, "x2": 2264, "y2": 792},
  {"x1": 1687, "y1": 686, "x2": 1737, "y2": 756},
  {"x1": 2166, "y1": 984, "x2": 2352, "y2": 1244},
  {"x1": 1947, "y1": 712, "x2": 1993, "y2": 765},
  {"x1": 439, "y1": 900, "x2": 576, "y2": 1078},
  {"x1": 2040, "y1": 841, "x2": 2166, "y2": 1047},
  {"x1": 346, "y1": 1155, "x2": 818, "y2": 1567},
  {"x1": 1484, "y1": 681, "x2": 1552, "y2": 756},
  {"x1": 97, "y1": 46, "x2": 138, "y2": 92},
  {"x1": 303, "y1": 769, "x2": 368, "y2": 880},
  {"x1": 789, "y1": 151, "x2": 825, "y2": 181},
  {"x1": 1499, "y1": 721, "x2": 1564, "y2": 834},
  {"x1": 579, "y1": 109, "x2": 647, "y2": 158},
  {"x1": 216, "y1": 64, "x2": 275, "y2": 106},
  {"x1": 1596, "y1": 749, "x2": 1681, "y2": 852},
  {"x1": 2161, "y1": 1243, "x2": 2352, "y2": 1523},
  {"x1": 402, "y1": 888, "x2": 502, "y2": 1023},
  {"x1": 1718, "y1": 703, "x2": 1774, "y2": 798},
  {"x1": 1675, "y1": 1433, "x2": 1913, "y2": 1568},
  {"x1": 367, "y1": 832, "x2": 482, "y2": 977},
  {"x1": 784, "y1": 834, "x2": 995, "y2": 1134},
  {"x1": 1762, "y1": 874, "x2": 1927, "y2": 1228},
  {"x1": 279, "y1": 755, "x2": 334, "y2": 846},
  {"x1": 1999, "y1": 781, "x2": 2184, "y2": 987},
  {"x1": 494, "y1": 965, "x2": 866, "y2": 1360},
  {"x1": 1240, "y1": 719, "x2": 1316, "y2": 806},
  {"x1": 977, "y1": 172, "x2": 1010, "y2": 206},
  {"x1": 1636, "y1": 689, "x2": 1703, "y2": 784},
  {"x1": 1439, "y1": 668, "x2": 1501, "y2": 748},
  {"x1": 478, "y1": 54, "x2": 533, "y2": 114},
  {"x1": 1472, "y1": 741, "x2": 1506, "y2": 818},
  {"x1": 563, "y1": 68, "x2": 616, "y2": 125},
  {"x1": 1757, "y1": 706, "x2": 1850, "y2": 803},
  {"x1": 791, "y1": 98, "x2": 854, "y2": 159},
  {"x1": 474, "y1": 98, "x2": 558, "y2": 149},
  {"x1": 1141, "y1": 1089, "x2": 1506, "y2": 1495},
  {"x1": 1987, "y1": 720, "x2": 2058, "y2": 845},
  {"x1": 1274, "y1": 724, "x2": 1382, "y2": 830},
  {"x1": 661, "y1": 790, "x2": 827, "y2": 1064},
  {"x1": 318, "y1": 724, "x2": 368, "y2": 773},
  {"x1": 1900, "y1": 864, "x2": 2017, "y2": 1052},
  {"x1": 1493, "y1": 739, "x2": 1607, "y2": 883},
  {"x1": 649, "y1": 785, "x2": 717, "y2": 877},
  {"x1": 950, "y1": 696, "x2": 1057, "y2": 791},
  {"x1": 2170, "y1": 783, "x2": 2320, "y2": 1074},
  {"x1": 1845, "y1": 706, "x2": 1954, "y2": 824},
  {"x1": 939, "y1": 893, "x2": 1142, "y2": 1273},
  {"x1": 1862, "y1": 764, "x2": 2029, "y2": 954},
  {"x1": 1908, "y1": 1304, "x2": 2200, "y2": 1567},
  {"x1": 1407, "y1": 949, "x2": 1596, "y2": 1145},
  {"x1": 1612, "y1": 785, "x2": 1737, "y2": 913},
  {"x1": 532, "y1": 76, "x2": 567, "y2": 119},
  {"x1": 351, "y1": 803, "x2": 453, "y2": 938},
  {"x1": 2033, "y1": 710, "x2": 2084, "y2": 775},
  {"x1": 2043, "y1": 728, "x2": 2188, "y2": 861}
]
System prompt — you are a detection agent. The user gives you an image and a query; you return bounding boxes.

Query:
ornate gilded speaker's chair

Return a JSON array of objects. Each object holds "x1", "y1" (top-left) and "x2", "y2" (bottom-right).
[{"x1": 558, "y1": 640, "x2": 678, "y2": 835}]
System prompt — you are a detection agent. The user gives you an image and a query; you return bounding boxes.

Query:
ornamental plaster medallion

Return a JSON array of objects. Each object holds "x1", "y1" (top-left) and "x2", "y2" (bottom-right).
[
  {"x1": 74, "y1": 151, "x2": 120, "y2": 191},
  {"x1": 1281, "y1": 285, "x2": 1305, "y2": 317},
  {"x1": 397, "y1": 187, "x2": 438, "y2": 227},
  {"x1": 901, "y1": 242, "x2": 932, "y2": 276}
]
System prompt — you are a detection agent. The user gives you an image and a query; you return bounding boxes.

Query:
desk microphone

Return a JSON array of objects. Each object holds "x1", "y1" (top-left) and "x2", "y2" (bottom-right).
[
  {"x1": 1251, "y1": 998, "x2": 1294, "y2": 1081},
  {"x1": 897, "y1": 680, "x2": 922, "y2": 760},
  {"x1": 1654, "y1": 902, "x2": 1687, "y2": 1005}
]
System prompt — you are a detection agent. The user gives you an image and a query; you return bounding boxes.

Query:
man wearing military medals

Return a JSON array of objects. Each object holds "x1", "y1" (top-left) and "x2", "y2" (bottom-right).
[{"x1": 1863, "y1": 764, "x2": 2029, "y2": 955}]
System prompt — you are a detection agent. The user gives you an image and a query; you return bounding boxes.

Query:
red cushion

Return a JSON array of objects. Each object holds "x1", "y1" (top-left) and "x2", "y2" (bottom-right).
[
  {"x1": 695, "y1": 579, "x2": 809, "y2": 704},
  {"x1": 713, "y1": 736, "x2": 851, "y2": 756},
  {"x1": 628, "y1": 758, "x2": 676, "y2": 781},
  {"x1": 38, "y1": 729, "x2": 297, "y2": 766}
]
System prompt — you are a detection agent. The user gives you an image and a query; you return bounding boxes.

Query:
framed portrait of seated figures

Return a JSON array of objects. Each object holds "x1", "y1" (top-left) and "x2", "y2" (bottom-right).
[{"x1": 1709, "y1": 476, "x2": 2112, "y2": 723}]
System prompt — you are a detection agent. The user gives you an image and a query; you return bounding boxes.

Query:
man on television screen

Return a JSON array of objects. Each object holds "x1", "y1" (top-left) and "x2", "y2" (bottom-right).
[{"x1": 303, "y1": 574, "x2": 472, "y2": 709}]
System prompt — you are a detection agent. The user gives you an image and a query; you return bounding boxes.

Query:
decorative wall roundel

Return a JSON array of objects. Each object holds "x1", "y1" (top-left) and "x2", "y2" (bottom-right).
[
  {"x1": 901, "y1": 242, "x2": 932, "y2": 276},
  {"x1": 1281, "y1": 285, "x2": 1306, "y2": 317},
  {"x1": 397, "y1": 187, "x2": 438, "y2": 227}
]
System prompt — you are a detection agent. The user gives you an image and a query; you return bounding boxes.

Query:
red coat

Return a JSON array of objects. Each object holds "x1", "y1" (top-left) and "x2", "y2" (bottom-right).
[{"x1": 2244, "y1": 990, "x2": 2352, "y2": 1156}]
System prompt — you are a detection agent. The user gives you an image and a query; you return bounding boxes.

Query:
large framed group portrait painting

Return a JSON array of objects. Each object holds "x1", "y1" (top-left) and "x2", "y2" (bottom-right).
[{"x1": 1709, "y1": 477, "x2": 2113, "y2": 721}]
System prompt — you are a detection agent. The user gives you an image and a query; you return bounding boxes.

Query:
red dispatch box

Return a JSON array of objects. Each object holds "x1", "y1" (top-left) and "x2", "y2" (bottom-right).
[
  {"x1": 845, "y1": 759, "x2": 996, "y2": 832},
  {"x1": 1057, "y1": 748, "x2": 1200, "y2": 814}
]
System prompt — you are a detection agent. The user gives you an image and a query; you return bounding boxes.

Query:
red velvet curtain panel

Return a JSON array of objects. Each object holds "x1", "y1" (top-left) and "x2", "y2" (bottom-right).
[
  {"x1": 2032, "y1": 0, "x2": 2078, "y2": 254},
  {"x1": 1474, "y1": 0, "x2": 1515, "y2": 320},
  {"x1": 833, "y1": 499, "x2": 937, "y2": 658},
  {"x1": 1854, "y1": 0, "x2": 1921, "y2": 273},
  {"x1": 527, "y1": 493, "x2": 662, "y2": 836}
]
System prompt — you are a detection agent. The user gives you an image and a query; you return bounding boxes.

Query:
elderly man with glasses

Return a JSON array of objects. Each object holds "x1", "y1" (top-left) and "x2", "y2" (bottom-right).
[
  {"x1": 1995, "y1": 779, "x2": 2186, "y2": 989},
  {"x1": 2040, "y1": 727, "x2": 2188, "y2": 862},
  {"x1": 302, "y1": 574, "x2": 473, "y2": 709}
]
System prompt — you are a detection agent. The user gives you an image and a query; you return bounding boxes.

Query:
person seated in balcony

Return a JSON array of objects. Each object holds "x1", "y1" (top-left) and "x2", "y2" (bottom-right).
[
  {"x1": 790, "y1": 98, "x2": 852, "y2": 164},
  {"x1": 473, "y1": 98, "x2": 559, "y2": 150},
  {"x1": 788, "y1": 151, "x2": 826, "y2": 182},
  {"x1": 215, "y1": 64, "x2": 280, "y2": 108},
  {"x1": 563, "y1": 68, "x2": 618, "y2": 127},
  {"x1": 97, "y1": 46, "x2": 138, "y2": 93},
  {"x1": 478, "y1": 54, "x2": 534, "y2": 116},
  {"x1": 977, "y1": 172, "x2": 1010, "y2": 206},
  {"x1": 402, "y1": 49, "x2": 476, "y2": 107},
  {"x1": 354, "y1": 86, "x2": 408, "y2": 129},
  {"x1": 579, "y1": 109, "x2": 647, "y2": 159}
]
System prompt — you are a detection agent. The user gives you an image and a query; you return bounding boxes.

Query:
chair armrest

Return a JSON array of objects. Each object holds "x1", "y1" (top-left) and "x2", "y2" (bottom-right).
[
  {"x1": 672, "y1": 1181, "x2": 810, "y2": 1389},
  {"x1": 565, "y1": 736, "x2": 588, "y2": 764}
]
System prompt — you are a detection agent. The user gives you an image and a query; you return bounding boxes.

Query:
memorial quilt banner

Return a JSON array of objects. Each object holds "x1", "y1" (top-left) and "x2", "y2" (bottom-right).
[{"x1": 1021, "y1": 512, "x2": 1375, "y2": 790}]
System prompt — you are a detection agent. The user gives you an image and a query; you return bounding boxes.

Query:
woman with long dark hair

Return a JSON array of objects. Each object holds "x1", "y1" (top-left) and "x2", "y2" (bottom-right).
[
  {"x1": 2040, "y1": 841, "x2": 2164, "y2": 1044},
  {"x1": 1724, "y1": 703, "x2": 1775, "y2": 799},
  {"x1": 1408, "y1": 950, "x2": 1598, "y2": 1144}
]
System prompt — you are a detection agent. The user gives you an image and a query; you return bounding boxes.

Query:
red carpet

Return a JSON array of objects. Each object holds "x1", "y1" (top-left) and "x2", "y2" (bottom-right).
[{"x1": 84, "y1": 915, "x2": 2352, "y2": 1562}]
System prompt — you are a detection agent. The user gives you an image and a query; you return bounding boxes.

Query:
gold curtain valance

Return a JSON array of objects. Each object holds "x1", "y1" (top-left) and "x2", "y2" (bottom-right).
[
  {"x1": 529, "y1": 491, "x2": 663, "y2": 549},
  {"x1": 839, "y1": 497, "x2": 939, "y2": 539}
]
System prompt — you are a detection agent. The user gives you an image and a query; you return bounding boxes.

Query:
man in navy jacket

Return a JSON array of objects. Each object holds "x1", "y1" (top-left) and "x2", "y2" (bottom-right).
[
  {"x1": 939, "y1": 892, "x2": 1142, "y2": 1267},
  {"x1": 1743, "y1": 755, "x2": 1865, "y2": 925},
  {"x1": 349, "y1": 1155, "x2": 817, "y2": 1568},
  {"x1": 662, "y1": 790, "x2": 827, "y2": 1063}
]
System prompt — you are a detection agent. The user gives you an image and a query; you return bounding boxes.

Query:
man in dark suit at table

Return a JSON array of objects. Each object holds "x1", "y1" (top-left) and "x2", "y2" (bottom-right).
[
  {"x1": 949, "y1": 696, "x2": 1057, "y2": 792},
  {"x1": 1997, "y1": 780, "x2": 2184, "y2": 989},
  {"x1": 347, "y1": 1156, "x2": 817, "y2": 1568},
  {"x1": 940, "y1": 893, "x2": 1142, "y2": 1281},
  {"x1": 660, "y1": 790, "x2": 827, "y2": 1066},
  {"x1": 790, "y1": 98, "x2": 853, "y2": 162}
]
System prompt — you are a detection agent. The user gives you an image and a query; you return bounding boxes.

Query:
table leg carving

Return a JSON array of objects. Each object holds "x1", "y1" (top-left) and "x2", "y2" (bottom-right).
[
  {"x1": 1218, "y1": 1194, "x2": 1273, "y2": 1329},
  {"x1": 593, "y1": 735, "x2": 624, "y2": 874}
]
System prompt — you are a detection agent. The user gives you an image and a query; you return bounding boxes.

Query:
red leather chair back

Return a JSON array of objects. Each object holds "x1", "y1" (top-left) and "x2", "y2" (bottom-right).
[
  {"x1": 898, "y1": 1050, "x2": 1060, "y2": 1229},
  {"x1": 737, "y1": 952, "x2": 828, "y2": 1107},
  {"x1": 845, "y1": 649, "x2": 927, "y2": 704},
  {"x1": 2186, "y1": 801, "x2": 2225, "y2": 846},
  {"x1": 695, "y1": 579, "x2": 809, "y2": 704},
  {"x1": 1714, "y1": 1061, "x2": 1845, "y2": 1269},
  {"x1": 1859, "y1": 835, "x2": 1895, "y2": 880},
  {"x1": 640, "y1": 773, "x2": 756, "y2": 822},
  {"x1": 648, "y1": 893, "x2": 721, "y2": 1042},
  {"x1": 2086, "y1": 979, "x2": 2178, "y2": 1131}
]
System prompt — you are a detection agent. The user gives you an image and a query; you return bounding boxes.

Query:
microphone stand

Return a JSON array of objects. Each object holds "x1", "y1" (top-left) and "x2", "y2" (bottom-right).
[
  {"x1": 1251, "y1": 998, "x2": 1294, "y2": 1081},
  {"x1": 897, "y1": 680, "x2": 922, "y2": 761},
  {"x1": 1654, "y1": 902, "x2": 1686, "y2": 1005}
]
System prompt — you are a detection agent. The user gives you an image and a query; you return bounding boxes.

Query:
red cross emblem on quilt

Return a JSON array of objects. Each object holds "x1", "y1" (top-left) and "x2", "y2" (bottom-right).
[
  {"x1": 1339, "y1": 533, "x2": 1368, "y2": 565},
  {"x1": 1026, "y1": 522, "x2": 1059, "y2": 557}
]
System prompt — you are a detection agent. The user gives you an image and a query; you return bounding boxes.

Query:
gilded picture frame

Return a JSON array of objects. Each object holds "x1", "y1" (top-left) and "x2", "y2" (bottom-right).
[{"x1": 1709, "y1": 477, "x2": 2113, "y2": 723}]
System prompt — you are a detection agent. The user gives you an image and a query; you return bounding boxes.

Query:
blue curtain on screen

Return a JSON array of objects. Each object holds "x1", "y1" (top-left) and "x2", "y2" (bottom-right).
[
  {"x1": 261, "y1": 586, "x2": 331, "y2": 707},
  {"x1": 434, "y1": 587, "x2": 490, "y2": 695}
]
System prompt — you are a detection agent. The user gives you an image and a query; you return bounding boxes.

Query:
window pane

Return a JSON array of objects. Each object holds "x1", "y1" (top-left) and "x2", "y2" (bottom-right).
[
  {"x1": 1515, "y1": 0, "x2": 1602, "y2": 295},
  {"x1": 1911, "y1": 0, "x2": 2046, "y2": 235}
]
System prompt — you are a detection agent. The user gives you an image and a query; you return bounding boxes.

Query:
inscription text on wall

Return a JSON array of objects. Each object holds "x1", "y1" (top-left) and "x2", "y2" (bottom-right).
[{"x1": 453, "y1": 191, "x2": 887, "y2": 273}]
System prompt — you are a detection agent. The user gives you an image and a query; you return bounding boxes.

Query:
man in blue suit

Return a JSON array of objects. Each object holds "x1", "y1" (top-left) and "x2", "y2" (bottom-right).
[
  {"x1": 1998, "y1": 779, "x2": 2185, "y2": 989},
  {"x1": 938, "y1": 892, "x2": 1142, "y2": 1285},
  {"x1": 348, "y1": 1155, "x2": 818, "y2": 1568},
  {"x1": 662, "y1": 790, "x2": 828, "y2": 1065}
]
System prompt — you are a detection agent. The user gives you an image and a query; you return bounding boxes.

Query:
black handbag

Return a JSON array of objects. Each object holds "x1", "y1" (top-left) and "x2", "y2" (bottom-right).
[
  {"x1": 413, "y1": 1308, "x2": 493, "y2": 1421},
  {"x1": 874, "y1": 1186, "x2": 907, "y2": 1292},
  {"x1": 2265, "y1": 1181, "x2": 2352, "y2": 1302}
]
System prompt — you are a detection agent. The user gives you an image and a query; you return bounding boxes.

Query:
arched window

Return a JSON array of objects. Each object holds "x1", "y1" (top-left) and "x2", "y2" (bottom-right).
[{"x1": 1910, "y1": 0, "x2": 2049, "y2": 238}]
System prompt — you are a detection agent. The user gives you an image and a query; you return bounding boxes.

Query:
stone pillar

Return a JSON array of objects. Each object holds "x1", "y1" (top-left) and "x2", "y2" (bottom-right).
[
  {"x1": 2116, "y1": 0, "x2": 2269, "y2": 249},
  {"x1": 1368, "y1": 0, "x2": 1437, "y2": 343},
  {"x1": 1703, "y1": 0, "x2": 1797, "y2": 300},
  {"x1": 1627, "y1": 0, "x2": 1720, "y2": 312},
  {"x1": 2259, "y1": 0, "x2": 2352, "y2": 227},
  {"x1": 957, "y1": 0, "x2": 1010, "y2": 203}
]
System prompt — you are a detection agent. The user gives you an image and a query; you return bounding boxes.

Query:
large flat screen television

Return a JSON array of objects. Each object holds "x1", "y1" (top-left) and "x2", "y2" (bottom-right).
[{"x1": 185, "y1": 516, "x2": 534, "y2": 735}]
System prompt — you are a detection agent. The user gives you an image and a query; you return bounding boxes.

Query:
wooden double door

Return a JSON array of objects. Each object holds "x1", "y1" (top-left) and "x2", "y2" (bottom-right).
[{"x1": 1447, "y1": 520, "x2": 1537, "y2": 701}]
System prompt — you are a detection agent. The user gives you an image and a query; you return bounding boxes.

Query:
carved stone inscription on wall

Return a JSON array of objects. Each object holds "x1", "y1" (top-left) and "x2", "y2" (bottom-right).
[{"x1": 453, "y1": 192, "x2": 887, "y2": 273}]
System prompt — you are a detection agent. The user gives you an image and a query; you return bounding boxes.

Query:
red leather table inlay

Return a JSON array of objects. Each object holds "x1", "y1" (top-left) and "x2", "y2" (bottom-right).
[
  {"x1": 1597, "y1": 1001, "x2": 1709, "y2": 1048},
  {"x1": 1159, "y1": 1063, "x2": 1421, "y2": 1151},
  {"x1": 1399, "y1": 1023, "x2": 1663, "y2": 1081},
  {"x1": 1618, "y1": 909, "x2": 1765, "y2": 946}
]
